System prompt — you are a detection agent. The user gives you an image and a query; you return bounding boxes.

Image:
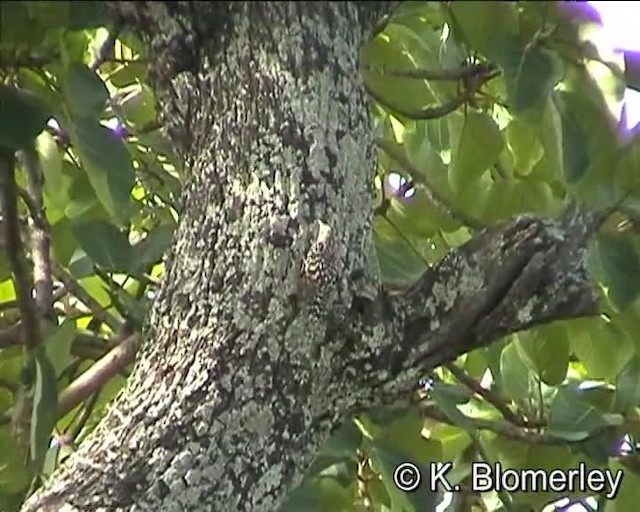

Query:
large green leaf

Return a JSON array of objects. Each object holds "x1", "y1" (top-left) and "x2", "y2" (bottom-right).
[
  {"x1": 515, "y1": 323, "x2": 569, "y2": 386},
  {"x1": 133, "y1": 225, "x2": 176, "y2": 268},
  {"x1": 449, "y1": 112, "x2": 503, "y2": 194},
  {"x1": 362, "y1": 21, "x2": 453, "y2": 116},
  {"x1": 30, "y1": 349, "x2": 59, "y2": 472},
  {"x1": 570, "y1": 317, "x2": 635, "y2": 381},
  {"x1": 553, "y1": 92, "x2": 591, "y2": 183},
  {"x1": 0, "y1": 86, "x2": 50, "y2": 150},
  {"x1": 72, "y1": 220, "x2": 134, "y2": 273},
  {"x1": 68, "y1": 117, "x2": 135, "y2": 224},
  {"x1": 606, "y1": 461, "x2": 640, "y2": 511},
  {"x1": 62, "y1": 63, "x2": 109, "y2": 118},
  {"x1": 44, "y1": 320, "x2": 77, "y2": 377},
  {"x1": 36, "y1": 131, "x2": 65, "y2": 210},
  {"x1": 481, "y1": 179, "x2": 557, "y2": 222},
  {"x1": 499, "y1": 341, "x2": 532, "y2": 404},
  {"x1": 547, "y1": 386, "x2": 609, "y2": 441},
  {"x1": 0, "y1": 429, "x2": 30, "y2": 494},
  {"x1": 613, "y1": 355, "x2": 640, "y2": 414},
  {"x1": 365, "y1": 438, "x2": 437, "y2": 512},
  {"x1": 68, "y1": 1, "x2": 109, "y2": 29},
  {"x1": 504, "y1": 118, "x2": 544, "y2": 176},
  {"x1": 446, "y1": 1, "x2": 517, "y2": 57},
  {"x1": 373, "y1": 217, "x2": 427, "y2": 290},
  {"x1": 595, "y1": 235, "x2": 640, "y2": 309},
  {"x1": 615, "y1": 131, "x2": 640, "y2": 192},
  {"x1": 489, "y1": 35, "x2": 563, "y2": 114}
]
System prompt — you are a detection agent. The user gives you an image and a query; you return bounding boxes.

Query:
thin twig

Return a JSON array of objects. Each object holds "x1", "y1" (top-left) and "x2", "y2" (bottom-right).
[
  {"x1": 52, "y1": 264, "x2": 122, "y2": 333},
  {"x1": 445, "y1": 363, "x2": 537, "y2": 428},
  {"x1": 364, "y1": 62, "x2": 496, "y2": 81},
  {"x1": 375, "y1": 138, "x2": 486, "y2": 230},
  {"x1": 364, "y1": 68, "x2": 499, "y2": 120}
]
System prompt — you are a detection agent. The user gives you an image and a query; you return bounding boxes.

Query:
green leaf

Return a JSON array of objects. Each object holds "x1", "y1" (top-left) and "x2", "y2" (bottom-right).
[
  {"x1": 531, "y1": 98, "x2": 563, "y2": 181},
  {"x1": 366, "y1": 439, "x2": 437, "y2": 512},
  {"x1": 615, "y1": 131, "x2": 640, "y2": 192},
  {"x1": 362, "y1": 22, "x2": 452, "y2": 115},
  {"x1": 0, "y1": 86, "x2": 50, "y2": 151},
  {"x1": 515, "y1": 323, "x2": 569, "y2": 386},
  {"x1": 63, "y1": 63, "x2": 109, "y2": 118},
  {"x1": 72, "y1": 220, "x2": 133, "y2": 272},
  {"x1": 63, "y1": 161, "x2": 100, "y2": 219},
  {"x1": 482, "y1": 179, "x2": 557, "y2": 222},
  {"x1": 120, "y1": 84, "x2": 157, "y2": 126},
  {"x1": 449, "y1": 112, "x2": 503, "y2": 194},
  {"x1": 606, "y1": 460, "x2": 640, "y2": 512},
  {"x1": 431, "y1": 380, "x2": 474, "y2": 431},
  {"x1": 447, "y1": 1, "x2": 517, "y2": 57},
  {"x1": 0, "y1": 429, "x2": 30, "y2": 493},
  {"x1": 320, "y1": 422, "x2": 362, "y2": 461},
  {"x1": 553, "y1": 92, "x2": 591, "y2": 183},
  {"x1": 35, "y1": 131, "x2": 64, "y2": 208},
  {"x1": 489, "y1": 35, "x2": 563, "y2": 114},
  {"x1": 613, "y1": 355, "x2": 640, "y2": 414},
  {"x1": 547, "y1": 386, "x2": 608, "y2": 441},
  {"x1": 133, "y1": 225, "x2": 176, "y2": 268},
  {"x1": 68, "y1": 117, "x2": 135, "y2": 224},
  {"x1": 26, "y1": 1, "x2": 70, "y2": 30},
  {"x1": 500, "y1": 341, "x2": 532, "y2": 404},
  {"x1": 570, "y1": 317, "x2": 635, "y2": 381},
  {"x1": 373, "y1": 217, "x2": 427, "y2": 291},
  {"x1": 68, "y1": 1, "x2": 109, "y2": 29},
  {"x1": 504, "y1": 119, "x2": 543, "y2": 176},
  {"x1": 0, "y1": 2, "x2": 43, "y2": 48},
  {"x1": 596, "y1": 235, "x2": 640, "y2": 309},
  {"x1": 383, "y1": 412, "x2": 442, "y2": 464},
  {"x1": 279, "y1": 485, "x2": 322, "y2": 512},
  {"x1": 43, "y1": 320, "x2": 76, "y2": 377},
  {"x1": 30, "y1": 349, "x2": 59, "y2": 472}
]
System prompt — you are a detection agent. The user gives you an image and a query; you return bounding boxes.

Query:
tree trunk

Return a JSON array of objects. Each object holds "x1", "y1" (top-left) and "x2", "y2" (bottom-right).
[{"x1": 22, "y1": 2, "x2": 600, "y2": 511}]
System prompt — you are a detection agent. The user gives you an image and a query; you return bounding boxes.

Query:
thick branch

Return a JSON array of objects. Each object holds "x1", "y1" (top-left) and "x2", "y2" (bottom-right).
[{"x1": 372, "y1": 206, "x2": 601, "y2": 400}]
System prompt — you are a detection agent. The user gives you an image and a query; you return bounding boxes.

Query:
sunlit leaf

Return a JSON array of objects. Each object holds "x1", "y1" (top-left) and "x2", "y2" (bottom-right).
[{"x1": 449, "y1": 112, "x2": 503, "y2": 194}]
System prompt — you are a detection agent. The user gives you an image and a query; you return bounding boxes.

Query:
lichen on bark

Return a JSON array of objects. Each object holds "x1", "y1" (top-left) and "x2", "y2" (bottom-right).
[{"x1": 23, "y1": 2, "x2": 392, "y2": 511}]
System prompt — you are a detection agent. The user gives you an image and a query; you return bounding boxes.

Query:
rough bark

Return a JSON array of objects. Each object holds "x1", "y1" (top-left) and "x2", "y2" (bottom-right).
[{"x1": 22, "y1": 2, "x2": 600, "y2": 511}]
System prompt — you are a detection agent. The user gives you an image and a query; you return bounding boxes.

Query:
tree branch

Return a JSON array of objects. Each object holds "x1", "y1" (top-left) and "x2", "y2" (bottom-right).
[
  {"x1": 364, "y1": 67, "x2": 499, "y2": 120},
  {"x1": 364, "y1": 61, "x2": 497, "y2": 81},
  {"x1": 0, "y1": 150, "x2": 41, "y2": 350},
  {"x1": 52, "y1": 264, "x2": 122, "y2": 333},
  {"x1": 19, "y1": 148, "x2": 54, "y2": 320},
  {"x1": 371, "y1": 206, "x2": 602, "y2": 401},
  {"x1": 57, "y1": 333, "x2": 139, "y2": 417},
  {"x1": 444, "y1": 363, "x2": 534, "y2": 428}
]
